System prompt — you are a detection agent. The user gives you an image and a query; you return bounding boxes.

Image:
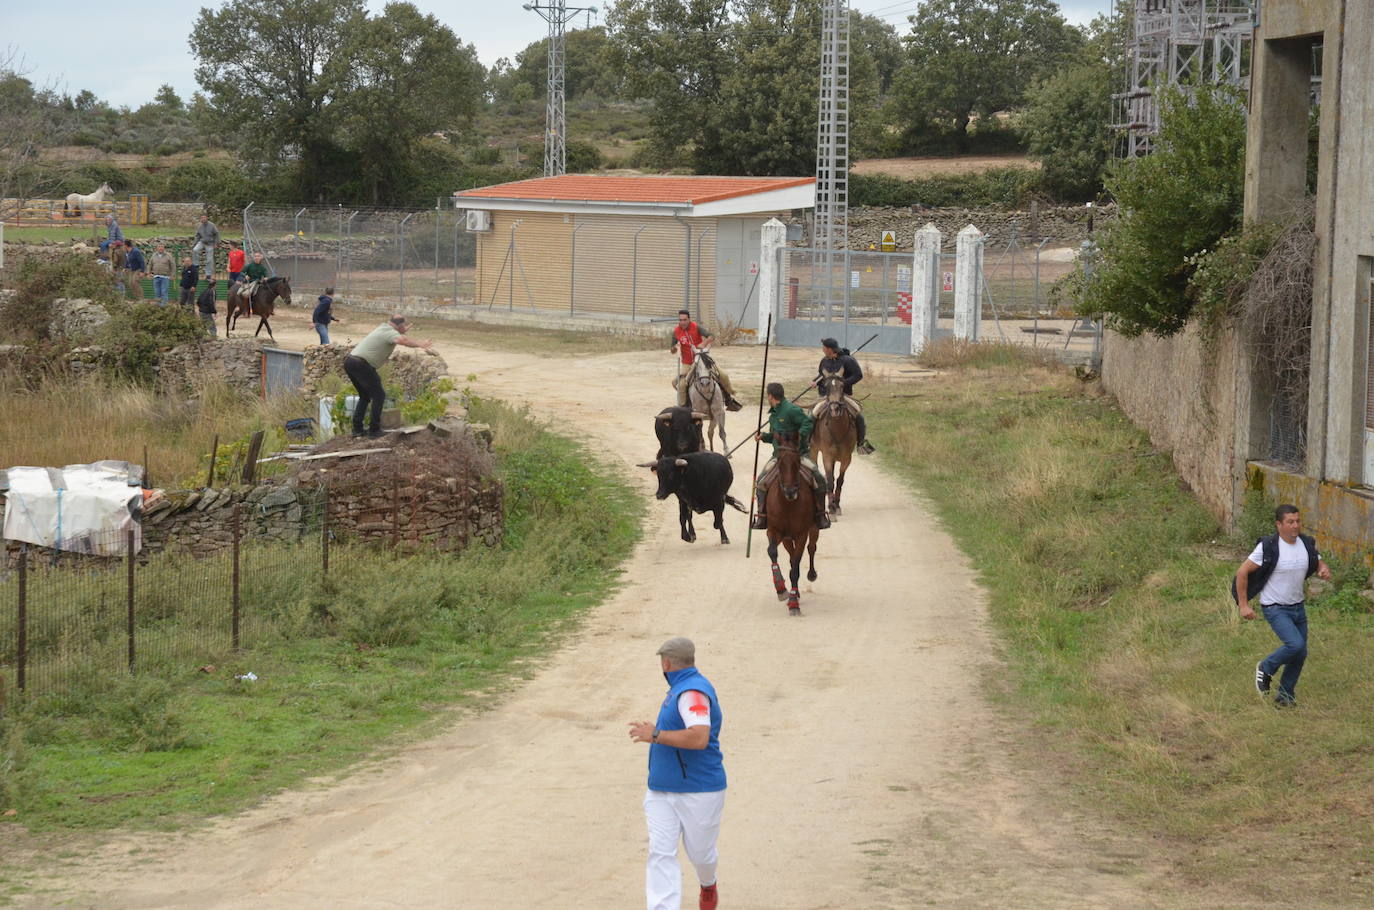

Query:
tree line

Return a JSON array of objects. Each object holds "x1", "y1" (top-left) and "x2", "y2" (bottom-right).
[{"x1": 2, "y1": 0, "x2": 1128, "y2": 209}]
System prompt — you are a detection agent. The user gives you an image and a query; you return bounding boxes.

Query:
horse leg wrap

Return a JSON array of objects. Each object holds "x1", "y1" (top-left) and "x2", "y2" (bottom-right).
[
  {"x1": 787, "y1": 590, "x2": 800, "y2": 611},
  {"x1": 771, "y1": 563, "x2": 786, "y2": 597}
]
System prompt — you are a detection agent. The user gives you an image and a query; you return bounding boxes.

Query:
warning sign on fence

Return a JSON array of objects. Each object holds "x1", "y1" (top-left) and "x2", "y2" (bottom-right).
[
  {"x1": 880, "y1": 230, "x2": 897, "y2": 252},
  {"x1": 942, "y1": 271, "x2": 954, "y2": 292},
  {"x1": 897, "y1": 265, "x2": 911, "y2": 292}
]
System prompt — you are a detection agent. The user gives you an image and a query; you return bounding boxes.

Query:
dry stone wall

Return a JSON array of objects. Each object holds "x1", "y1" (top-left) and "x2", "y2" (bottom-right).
[
  {"x1": 828, "y1": 203, "x2": 1117, "y2": 249},
  {"x1": 157, "y1": 338, "x2": 266, "y2": 395},
  {"x1": 301, "y1": 343, "x2": 448, "y2": 398}
]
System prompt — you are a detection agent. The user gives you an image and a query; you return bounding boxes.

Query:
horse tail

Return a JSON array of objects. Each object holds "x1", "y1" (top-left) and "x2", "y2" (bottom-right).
[{"x1": 724, "y1": 494, "x2": 747, "y2": 513}]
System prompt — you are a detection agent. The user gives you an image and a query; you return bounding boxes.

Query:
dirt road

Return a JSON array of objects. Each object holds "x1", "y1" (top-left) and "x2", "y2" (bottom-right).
[{"x1": 31, "y1": 312, "x2": 1176, "y2": 908}]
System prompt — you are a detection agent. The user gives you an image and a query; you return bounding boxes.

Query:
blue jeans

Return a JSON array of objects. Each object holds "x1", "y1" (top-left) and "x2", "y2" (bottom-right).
[
  {"x1": 1260, "y1": 604, "x2": 1308, "y2": 702},
  {"x1": 314, "y1": 323, "x2": 330, "y2": 344},
  {"x1": 153, "y1": 275, "x2": 170, "y2": 304}
]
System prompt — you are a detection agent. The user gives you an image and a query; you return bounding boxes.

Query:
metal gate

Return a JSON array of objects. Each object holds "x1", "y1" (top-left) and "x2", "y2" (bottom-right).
[
  {"x1": 774, "y1": 247, "x2": 923, "y2": 355},
  {"x1": 262, "y1": 348, "x2": 304, "y2": 397}
]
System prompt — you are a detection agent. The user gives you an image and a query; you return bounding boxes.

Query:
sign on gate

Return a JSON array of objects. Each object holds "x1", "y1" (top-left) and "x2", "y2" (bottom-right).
[
  {"x1": 942, "y1": 271, "x2": 954, "y2": 292},
  {"x1": 850, "y1": 270, "x2": 861, "y2": 288},
  {"x1": 880, "y1": 230, "x2": 896, "y2": 252},
  {"x1": 897, "y1": 265, "x2": 911, "y2": 292}
]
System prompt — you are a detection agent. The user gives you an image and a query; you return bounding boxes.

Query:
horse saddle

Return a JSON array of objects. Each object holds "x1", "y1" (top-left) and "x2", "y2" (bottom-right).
[{"x1": 811, "y1": 397, "x2": 861, "y2": 419}]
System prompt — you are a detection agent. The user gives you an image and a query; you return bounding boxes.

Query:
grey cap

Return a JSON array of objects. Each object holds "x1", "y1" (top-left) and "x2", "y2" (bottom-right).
[{"x1": 656, "y1": 636, "x2": 695, "y2": 663}]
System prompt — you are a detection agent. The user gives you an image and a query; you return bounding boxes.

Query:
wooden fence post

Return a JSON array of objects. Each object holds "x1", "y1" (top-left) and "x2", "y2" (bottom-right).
[
  {"x1": 321, "y1": 483, "x2": 330, "y2": 577},
  {"x1": 126, "y1": 529, "x2": 136, "y2": 674},
  {"x1": 207, "y1": 433, "x2": 219, "y2": 488},
  {"x1": 391, "y1": 474, "x2": 400, "y2": 549},
  {"x1": 16, "y1": 548, "x2": 27, "y2": 693},
  {"x1": 231, "y1": 503, "x2": 242, "y2": 650}
]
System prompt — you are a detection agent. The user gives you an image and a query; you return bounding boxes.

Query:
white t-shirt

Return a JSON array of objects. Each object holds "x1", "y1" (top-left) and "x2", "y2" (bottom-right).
[
  {"x1": 676, "y1": 690, "x2": 712, "y2": 728},
  {"x1": 1247, "y1": 537, "x2": 1315, "y2": 606}
]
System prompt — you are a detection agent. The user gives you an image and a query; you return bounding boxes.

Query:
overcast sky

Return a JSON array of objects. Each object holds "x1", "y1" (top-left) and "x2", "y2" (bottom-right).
[{"x1": 3, "y1": 0, "x2": 1115, "y2": 110}]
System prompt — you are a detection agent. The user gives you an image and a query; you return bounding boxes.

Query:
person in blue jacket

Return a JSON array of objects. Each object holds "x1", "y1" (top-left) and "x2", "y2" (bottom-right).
[
  {"x1": 312, "y1": 286, "x2": 340, "y2": 344},
  {"x1": 629, "y1": 637, "x2": 725, "y2": 910}
]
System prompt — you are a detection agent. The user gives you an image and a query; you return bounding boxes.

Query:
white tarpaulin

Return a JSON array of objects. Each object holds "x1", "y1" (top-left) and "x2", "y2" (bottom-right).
[{"x1": 2, "y1": 460, "x2": 144, "y2": 555}]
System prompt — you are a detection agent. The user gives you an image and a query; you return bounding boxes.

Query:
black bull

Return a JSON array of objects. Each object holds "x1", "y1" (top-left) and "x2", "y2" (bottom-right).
[
  {"x1": 639, "y1": 452, "x2": 746, "y2": 544},
  {"x1": 654, "y1": 406, "x2": 706, "y2": 459}
]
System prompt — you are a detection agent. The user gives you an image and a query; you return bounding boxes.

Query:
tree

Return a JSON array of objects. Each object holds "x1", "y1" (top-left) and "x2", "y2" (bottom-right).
[
  {"x1": 1019, "y1": 60, "x2": 1112, "y2": 200},
  {"x1": 153, "y1": 84, "x2": 183, "y2": 111},
  {"x1": 190, "y1": 0, "x2": 366, "y2": 200},
  {"x1": 0, "y1": 54, "x2": 74, "y2": 205},
  {"x1": 502, "y1": 27, "x2": 622, "y2": 103},
  {"x1": 1077, "y1": 85, "x2": 1248, "y2": 337},
  {"x1": 340, "y1": 2, "x2": 484, "y2": 203},
  {"x1": 891, "y1": 0, "x2": 1080, "y2": 151}
]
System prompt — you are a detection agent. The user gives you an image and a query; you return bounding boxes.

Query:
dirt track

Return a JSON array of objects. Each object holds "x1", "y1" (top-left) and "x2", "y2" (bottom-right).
[{"x1": 25, "y1": 312, "x2": 1180, "y2": 909}]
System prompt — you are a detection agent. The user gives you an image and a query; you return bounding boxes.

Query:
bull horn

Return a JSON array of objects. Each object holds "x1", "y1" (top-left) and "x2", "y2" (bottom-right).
[
  {"x1": 691, "y1": 411, "x2": 708, "y2": 420},
  {"x1": 655, "y1": 408, "x2": 675, "y2": 419},
  {"x1": 674, "y1": 458, "x2": 688, "y2": 467},
  {"x1": 635, "y1": 461, "x2": 657, "y2": 468}
]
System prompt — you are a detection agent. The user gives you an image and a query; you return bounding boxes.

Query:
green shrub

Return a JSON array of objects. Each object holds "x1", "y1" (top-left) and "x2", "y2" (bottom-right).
[
  {"x1": 96, "y1": 301, "x2": 208, "y2": 383},
  {"x1": 1186, "y1": 221, "x2": 1284, "y2": 333},
  {"x1": 0, "y1": 255, "x2": 120, "y2": 343},
  {"x1": 566, "y1": 140, "x2": 605, "y2": 172},
  {"x1": 99, "y1": 676, "x2": 196, "y2": 752},
  {"x1": 849, "y1": 167, "x2": 1042, "y2": 209}
]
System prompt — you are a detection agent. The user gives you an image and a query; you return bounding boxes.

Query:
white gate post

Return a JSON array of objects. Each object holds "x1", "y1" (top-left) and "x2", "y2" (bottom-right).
[
  {"x1": 911, "y1": 222, "x2": 942, "y2": 356},
  {"x1": 954, "y1": 224, "x2": 984, "y2": 342},
  {"x1": 757, "y1": 217, "x2": 786, "y2": 344}
]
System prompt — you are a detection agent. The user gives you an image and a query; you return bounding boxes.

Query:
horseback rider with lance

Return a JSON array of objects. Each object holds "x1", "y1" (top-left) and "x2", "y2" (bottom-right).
[
  {"x1": 811, "y1": 338, "x2": 875, "y2": 455},
  {"x1": 672, "y1": 310, "x2": 744, "y2": 411},
  {"x1": 750, "y1": 382, "x2": 831, "y2": 531},
  {"x1": 237, "y1": 251, "x2": 270, "y2": 301}
]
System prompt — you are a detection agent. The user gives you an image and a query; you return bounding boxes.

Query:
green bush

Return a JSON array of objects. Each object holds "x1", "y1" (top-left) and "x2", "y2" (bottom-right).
[
  {"x1": 1186, "y1": 221, "x2": 1284, "y2": 333},
  {"x1": 849, "y1": 167, "x2": 1042, "y2": 209},
  {"x1": 566, "y1": 140, "x2": 605, "y2": 172},
  {"x1": 161, "y1": 161, "x2": 256, "y2": 210},
  {"x1": 96, "y1": 301, "x2": 208, "y2": 383},
  {"x1": 0, "y1": 255, "x2": 121, "y2": 343}
]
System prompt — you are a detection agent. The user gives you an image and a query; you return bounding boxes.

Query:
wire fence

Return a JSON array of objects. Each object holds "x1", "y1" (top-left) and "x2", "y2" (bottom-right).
[
  {"x1": 1, "y1": 494, "x2": 326, "y2": 698},
  {"x1": 242, "y1": 202, "x2": 476, "y2": 307}
]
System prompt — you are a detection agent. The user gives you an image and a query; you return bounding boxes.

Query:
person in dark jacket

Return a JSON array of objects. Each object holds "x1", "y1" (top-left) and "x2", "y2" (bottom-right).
[
  {"x1": 196, "y1": 280, "x2": 218, "y2": 336},
  {"x1": 628, "y1": 637, "x2": 725, "y2": 910},
  {"x1": 1234, "y1": 504, "x2": 1331, "y2": 707},
  {"x1": 178, "y1": 257, "x2": 199, "y2": 308},
  {"x1": 811, "y1": 338, "x2": 874, "y2": 454},
  {"x1": 123, "y1": 241, "x2": 146, "y2": 299},
  {"x1": 312, "y1": 287, "x2": 340, "y2": 344}
]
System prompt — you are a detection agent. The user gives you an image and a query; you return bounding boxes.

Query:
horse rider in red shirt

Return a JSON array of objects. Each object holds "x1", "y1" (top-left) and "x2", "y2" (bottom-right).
[{"x1": 671, "y1": 310, "x2": 743, "y2": 411}]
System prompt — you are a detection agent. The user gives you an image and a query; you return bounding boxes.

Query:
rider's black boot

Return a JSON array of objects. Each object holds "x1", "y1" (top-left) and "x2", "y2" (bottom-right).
[{"x1": 856, "y1": 415, "x2": 875, "y2": 454}]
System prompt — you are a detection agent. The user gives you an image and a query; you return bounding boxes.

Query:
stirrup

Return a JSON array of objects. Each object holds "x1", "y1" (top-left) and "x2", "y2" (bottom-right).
[
  {"x1": 814, "y1": 511, "x2": 831, "y2": 530},
  {"x1": 750, "y1": 514, "x2": 768, "y2": 530}
]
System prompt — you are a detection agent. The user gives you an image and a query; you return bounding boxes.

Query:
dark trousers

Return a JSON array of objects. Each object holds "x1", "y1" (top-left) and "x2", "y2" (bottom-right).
[
  {"x1": 179, "y1": 286, "x2": 196, "y2": 307},
  {"x1": 343, "y1": 355, "x2": 385, "y2": 435}
]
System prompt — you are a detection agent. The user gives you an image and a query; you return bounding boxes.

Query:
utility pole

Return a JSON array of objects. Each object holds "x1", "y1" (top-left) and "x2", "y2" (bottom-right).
[
  {"x1": 523, "y1": 0, "x2": 597, "y2": 176},
  {"x1": 815, "y1": 0, "x2": 850, "y2": 329}
]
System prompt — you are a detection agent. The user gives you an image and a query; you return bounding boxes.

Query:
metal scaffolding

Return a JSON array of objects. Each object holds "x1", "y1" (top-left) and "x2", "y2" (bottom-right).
[
  {"x1": 814, "y1": 0, "x2": 850, "y2": 317},
  {"x1": 523, "y1": 0, "x2": 596, "y2": 176},
  {"x1": 1113, "y1": 1, "x2": 1256, "y2": 158}
]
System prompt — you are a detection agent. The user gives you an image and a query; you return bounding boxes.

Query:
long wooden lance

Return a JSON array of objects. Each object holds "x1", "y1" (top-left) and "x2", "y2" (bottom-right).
[{"x1": 745, "y1": 313, "x2": 774, "y2": 558}]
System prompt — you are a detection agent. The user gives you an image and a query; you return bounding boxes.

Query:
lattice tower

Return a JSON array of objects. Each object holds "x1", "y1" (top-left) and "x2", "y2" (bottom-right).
[
  {"x1": 815, "y1": 0, "x2": 850, "y2": 313},
  {"x1": 1113, "y1": 1, "x2": 1255, "y2": 158},
  {"x1": 524, "y1": 1, "x2": 596, "y2": 175}
]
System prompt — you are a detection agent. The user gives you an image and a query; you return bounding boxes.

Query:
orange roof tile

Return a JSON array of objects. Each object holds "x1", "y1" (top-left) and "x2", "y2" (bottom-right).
[{"x1": 454, "y1": 174, "x2": 815, "y2": 206}]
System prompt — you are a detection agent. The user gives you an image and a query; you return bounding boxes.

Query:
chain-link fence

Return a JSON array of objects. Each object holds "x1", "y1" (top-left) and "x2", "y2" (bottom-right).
[
  {"x1": 1, "y1": 494, "x2": 326, "y2": 697},
  {"x1": 242, "y1": 203, "x2": 476, "y2": 307}
]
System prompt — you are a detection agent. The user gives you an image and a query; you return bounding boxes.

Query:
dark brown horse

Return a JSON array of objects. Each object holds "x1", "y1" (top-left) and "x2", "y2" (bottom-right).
[
  {"x1": 226, "y1": 276, "x2": 292, "y2": 340},
  {"x1": 813, "y1": 374, "x2": 857, "y2": 517},
  {"x1": 765, "y1": 433, "x2": 820, "y2": 616}
]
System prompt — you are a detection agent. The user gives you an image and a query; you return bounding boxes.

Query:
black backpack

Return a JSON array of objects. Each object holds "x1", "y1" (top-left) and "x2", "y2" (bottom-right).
[{"x1": 1230, "y1": 533, "x2": 1319, "y2": 604}]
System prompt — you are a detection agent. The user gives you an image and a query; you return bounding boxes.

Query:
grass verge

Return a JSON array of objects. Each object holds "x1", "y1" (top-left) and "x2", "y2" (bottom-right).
[
  {"x1": 0, "y1": 397, "x2": 642, "y2": 896},
  {"x1": 864, "y1": 354, "x2": 1374, "y2": 907}
]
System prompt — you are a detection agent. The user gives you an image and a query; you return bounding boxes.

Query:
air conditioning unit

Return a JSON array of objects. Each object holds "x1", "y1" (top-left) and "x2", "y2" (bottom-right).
[{"x1": 465, "y1": 210, "x2": 492, "y2": 232}]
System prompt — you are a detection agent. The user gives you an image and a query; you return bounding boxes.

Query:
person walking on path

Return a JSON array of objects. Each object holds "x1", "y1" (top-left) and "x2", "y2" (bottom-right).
[
  {"x1": 193, "y1": 214, "x2": 220, "y2": 278},
  {"x1": 343, "y1": 315, "x2": 433, "y2": 438},
  {"x1": 671, "y1": 310, "x2": 743, "y2": 411},
  {"x1": 312, "y1": 288, "x2": 340, "y2": 344},
  {"x1": 226, "y1": 241, "x2": 246, "y2": 286},
  {"x1": 750, "y1": 382, "x2": 830, "y2": 531},
  {"x1": 123, "y1": 240, "x2": 146, "y2": 300},
  {"x1": 149, "y1": 243, "x2": 176, "y2": 304},
  {"x1": 178, "y1": 256, "x2": 199, "y2": 308},
  {"x1": 197, "y1": 280, "x2": 219, "y2": 336},
  {"x1": 628, "y1": 637, "x2": 725, "y2": 910},
  {"x1": 1235, "y1": 504, "x2": 1332, "y2": 707}
]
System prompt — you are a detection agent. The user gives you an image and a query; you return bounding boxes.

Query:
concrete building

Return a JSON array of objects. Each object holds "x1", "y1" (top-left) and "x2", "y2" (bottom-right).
[
  {"x1": 1103, "y1": 0, "x2": 1374, "y2": 553},
  {"x1": 453, "y1": 175, "x2": 815, "y2": 329}
]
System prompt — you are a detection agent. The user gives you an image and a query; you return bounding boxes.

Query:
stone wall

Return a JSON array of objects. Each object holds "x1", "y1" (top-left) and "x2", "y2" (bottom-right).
[
  {"x1": 834, "y1": 203, "x2": 1116, "y2": 249},
  {"x1": 1101, "y1": 325, "x2": 1241, "y2": 525},
  {"x1": 301, "y1": 344, "x2": 448, "y2": 398},
  {"x1": 157, "y1": 338, "x2": 266, "y2": 395}
]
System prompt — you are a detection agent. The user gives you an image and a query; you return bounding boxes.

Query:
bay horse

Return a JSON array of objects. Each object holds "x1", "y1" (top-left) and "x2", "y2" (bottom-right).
[
  {"x1": 226, "y1": 276, "x2": 292, "y2": 340},
  {"x1": 64, "y1": 182, "x2": 114, "y2": 218},
  {"x1": 813, "y1": 373, "x2": 857, "y2": 517},
  {"x1": 765, "y1": 433, "x2": 820, "y2": 616},
  {"x1": 685, "y1": 353, "x2": 727, "y2": 452}
]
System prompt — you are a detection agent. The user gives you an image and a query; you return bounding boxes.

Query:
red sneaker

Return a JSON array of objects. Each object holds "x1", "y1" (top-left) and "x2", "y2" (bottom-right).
[{"x1": 699, "y1": 883, "x2": 719, "y2": 910}]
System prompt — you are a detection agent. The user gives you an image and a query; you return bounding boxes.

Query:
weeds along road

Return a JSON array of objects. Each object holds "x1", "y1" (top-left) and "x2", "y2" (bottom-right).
[{"x1": 38, "y1": 312, "x2": 1179, "y2": 909}]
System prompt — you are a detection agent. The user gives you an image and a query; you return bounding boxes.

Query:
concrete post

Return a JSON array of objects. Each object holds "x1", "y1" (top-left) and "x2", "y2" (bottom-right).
[
  {"x1": 954, "y1": 224, "x2": 984, "y2": 342},
  {"x1": 757, "y1": 218, "x2": 786, "y2": 344},
  {"x1": 911, "y1": 223, "x2": 942, "y2": 356}
]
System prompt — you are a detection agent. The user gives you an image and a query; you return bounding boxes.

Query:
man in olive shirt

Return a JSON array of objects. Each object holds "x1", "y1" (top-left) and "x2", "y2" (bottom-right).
[{"x1": 344, "y1": 315, "x2": 434, "y2": 437}]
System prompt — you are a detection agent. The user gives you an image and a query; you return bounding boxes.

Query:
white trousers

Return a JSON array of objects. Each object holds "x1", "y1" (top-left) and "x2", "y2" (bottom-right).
[{"x1": 644, "y1": 789, "x2": 724, "y2": 910}]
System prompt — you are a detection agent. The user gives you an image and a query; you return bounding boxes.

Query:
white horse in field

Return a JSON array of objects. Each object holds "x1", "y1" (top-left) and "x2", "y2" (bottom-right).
[{"x1": 64, "y1": 182, "x2": 114, "y2": 217}]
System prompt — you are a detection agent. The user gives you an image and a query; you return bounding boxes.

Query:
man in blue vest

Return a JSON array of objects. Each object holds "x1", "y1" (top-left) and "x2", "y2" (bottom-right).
[
  {"x1": 1234, "y1": 504, "x2": 1331, "y2": 707},
  {"x1": 629, "y1": 637, "x2": 725, "y2": 910}
]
